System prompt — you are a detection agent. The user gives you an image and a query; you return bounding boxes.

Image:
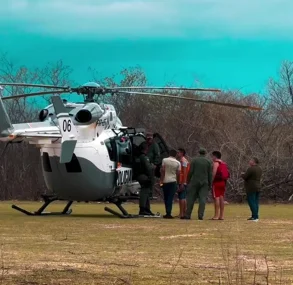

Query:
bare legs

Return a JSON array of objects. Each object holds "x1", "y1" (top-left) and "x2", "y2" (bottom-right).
[
  {"x1": 212, "y1": 196, "x2": 224, "y2": 220},
  {"x1": 179, "y1": 199, "x2": 187, "y2": 218}
]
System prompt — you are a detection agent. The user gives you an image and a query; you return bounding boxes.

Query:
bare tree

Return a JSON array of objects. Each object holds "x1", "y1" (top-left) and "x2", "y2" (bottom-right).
[
  {"x1": 1, "y1": 56, "x2": 293, "y2": 202},
  {"x1": 0, "y1": 54, "x2": 74, "y2": 200}
]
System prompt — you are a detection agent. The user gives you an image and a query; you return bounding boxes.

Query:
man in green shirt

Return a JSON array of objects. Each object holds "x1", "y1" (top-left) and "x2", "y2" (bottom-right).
[
  {"x1": 181, "y1": 148, "x2": 213, "y2": 220},
  {"x1": 146, "y1": 133, "x2": 161, "y2": 166},
  {"x1": 241, "y1": 157, "x2": 262, "y2": 221}
]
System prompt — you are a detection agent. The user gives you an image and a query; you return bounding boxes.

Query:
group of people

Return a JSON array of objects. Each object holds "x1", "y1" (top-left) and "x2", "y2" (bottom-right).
[{"x1": 136, "y1": 133, "x2": 263, "y2": 221}]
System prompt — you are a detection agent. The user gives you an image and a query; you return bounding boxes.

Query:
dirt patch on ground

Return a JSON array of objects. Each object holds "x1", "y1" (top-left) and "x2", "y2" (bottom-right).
[{"x1": 159, "y1": 233, "x2": 208, "y2": 240}]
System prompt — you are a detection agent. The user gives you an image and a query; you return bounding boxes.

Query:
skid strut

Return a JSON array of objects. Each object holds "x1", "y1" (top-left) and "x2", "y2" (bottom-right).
[
  {"x1": 104, "y1": 198, "x2": 138, "y2": 218},
  {"x1": 104, "y1": 196, "x2": 161, "y2": 219},
  {"x1": 11, "y1": 195, "x2": 73, "y2": 216}
]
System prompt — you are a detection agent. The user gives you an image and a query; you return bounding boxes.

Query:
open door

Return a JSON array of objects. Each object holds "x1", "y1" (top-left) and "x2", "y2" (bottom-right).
[
  {"x1": 153, "y1": 133, "x2": 169, "y2": 178},
  {"x1": 129, "y1": 133, "x2": 146, "y2": 181}
]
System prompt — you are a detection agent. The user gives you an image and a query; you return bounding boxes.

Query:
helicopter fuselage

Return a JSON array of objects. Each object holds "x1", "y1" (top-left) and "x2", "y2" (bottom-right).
[{"x1": 39, "y1": 132, "x2": 133, "y2": 201}]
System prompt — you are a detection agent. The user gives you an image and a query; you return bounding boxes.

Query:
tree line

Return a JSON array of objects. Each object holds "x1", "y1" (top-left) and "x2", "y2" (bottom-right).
[{"x1": 0, "y1": 53, "x2": 293, "y2": 202}]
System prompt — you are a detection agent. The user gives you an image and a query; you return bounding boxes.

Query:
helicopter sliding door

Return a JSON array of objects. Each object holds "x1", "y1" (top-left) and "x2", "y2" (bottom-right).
[
  {"x1": 115, "y1": 137, "x2": 133, "y2": 186},
  {"x1": 153, "y1": 133, "x2": 169, "y2": 163},
  {"x1": 128, "y1": 131, "x2": 169, "y2": 180},
  {"x1": 104, "y1": 136, "x2": 133, "y2": 187},
  {"x1": 152, "y1": 132, "x2": 169, "y2": 178},
  {"x1": 129, "y1": 133, "x2": 146, "y2": 181}
]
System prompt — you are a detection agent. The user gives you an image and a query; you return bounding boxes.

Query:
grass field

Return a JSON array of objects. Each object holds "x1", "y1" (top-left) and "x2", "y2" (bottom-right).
[{"x1": 1, "y1": 201, "x2": 293, "y2": 285}]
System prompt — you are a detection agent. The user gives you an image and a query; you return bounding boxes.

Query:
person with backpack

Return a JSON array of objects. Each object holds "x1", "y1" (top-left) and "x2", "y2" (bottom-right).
[{"x1": 211, "y1": 151, "x2": 230, "y2": 220}]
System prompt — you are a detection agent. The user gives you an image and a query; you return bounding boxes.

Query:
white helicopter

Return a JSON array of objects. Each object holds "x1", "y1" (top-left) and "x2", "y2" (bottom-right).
[{"x1": 0, "y1": 82, "x2": 261, "y2": 218}]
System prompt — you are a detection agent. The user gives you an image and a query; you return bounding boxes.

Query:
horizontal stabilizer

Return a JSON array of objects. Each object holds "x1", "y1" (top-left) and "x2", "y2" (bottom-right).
[{"x1": 51, "y1": 96, "x2": 78, "y2": 163}]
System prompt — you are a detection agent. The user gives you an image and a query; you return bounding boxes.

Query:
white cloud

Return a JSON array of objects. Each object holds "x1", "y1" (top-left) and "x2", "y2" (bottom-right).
[{"x1": 1, "y1": 0, "x2": 293, "y2": 39}]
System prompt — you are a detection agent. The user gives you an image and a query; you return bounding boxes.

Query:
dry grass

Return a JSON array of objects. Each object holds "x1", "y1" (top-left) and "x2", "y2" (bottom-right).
[{"x1": 1, "y1": 201, "x2": 293, "y2": 284}]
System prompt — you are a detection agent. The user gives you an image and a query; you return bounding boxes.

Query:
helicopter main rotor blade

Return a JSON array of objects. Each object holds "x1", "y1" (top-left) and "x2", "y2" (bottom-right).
[
  {"x1": 1, "y1": 90, "x2": 66, "y2": 100},
  {"x1": 117, "y1": 91, "x2": 262, "y2": 111},
  {"x1": 111, "y1": 86, "x2": 221, "y2": 92},
  {"x1": 0, "y1": 83, "x2": 69, "y2": 89}
]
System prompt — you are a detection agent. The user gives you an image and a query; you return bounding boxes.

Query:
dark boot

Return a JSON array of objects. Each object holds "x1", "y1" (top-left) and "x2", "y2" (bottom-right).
[{"x1": 139, "y1": 207, "x2": 149, "y2": 215}]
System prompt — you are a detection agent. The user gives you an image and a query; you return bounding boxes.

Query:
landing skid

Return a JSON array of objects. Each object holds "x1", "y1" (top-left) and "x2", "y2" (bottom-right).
[
  {"x1": 104, "y1": 196, "x2": 161, "y2": 219},
  {"x1": 11, "y1": 195, "x2": 73, "y2": 216}
]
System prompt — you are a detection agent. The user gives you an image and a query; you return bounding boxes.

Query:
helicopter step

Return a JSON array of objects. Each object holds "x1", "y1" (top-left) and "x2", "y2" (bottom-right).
[
  {"x1": 104, "y1": 196, "x2": 161, "y2": 219},
  {"x1": 11, "y1": 195, "x2": 73, "y2": 216}
]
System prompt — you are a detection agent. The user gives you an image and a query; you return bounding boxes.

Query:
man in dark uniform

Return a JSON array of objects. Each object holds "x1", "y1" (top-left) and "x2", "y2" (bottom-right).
[
  {"x1": 241, "y1": 157, "x2": 262, "y2": 221},
  {"x1": 137, "y1": 141, "x2": 155, "y2": 216},
  {"x1": 145, "y1": 132, "x2": 160, "y2": 198},
  {"x1": 181, "y1": 148, "x2": 213, "y2": 220}
]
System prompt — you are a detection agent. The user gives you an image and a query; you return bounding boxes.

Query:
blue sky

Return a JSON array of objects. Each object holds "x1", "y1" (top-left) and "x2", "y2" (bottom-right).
[{"x1": 1, "y1": 0, "x2": 293, "y2": 95}]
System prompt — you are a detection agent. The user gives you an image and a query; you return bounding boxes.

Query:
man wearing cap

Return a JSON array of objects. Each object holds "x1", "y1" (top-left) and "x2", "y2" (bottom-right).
[
  {"x1": 181, "y1": 148, "x2": 213, "y2": 220},
  {"x1": 145, "y1": 132, "x2": 161, "y2": 198}
]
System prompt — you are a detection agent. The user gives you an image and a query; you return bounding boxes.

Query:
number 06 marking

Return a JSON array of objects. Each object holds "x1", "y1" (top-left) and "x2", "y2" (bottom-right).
[{"x1": 63, "y1": 119, "x2": 71, "y2": 132}]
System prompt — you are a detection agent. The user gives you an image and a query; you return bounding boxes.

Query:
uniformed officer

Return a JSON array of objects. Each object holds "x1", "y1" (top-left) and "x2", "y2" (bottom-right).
[
  {"x1": 146, "y1": 133, "x2": 161, "y2": 165},
  {"x1": 145, "y1": 133, "x2": 160, "y2": 198},
  {"x1": 181, "y1": 148, "x2": 213, "y2": 220},
  {"x1": 137, "y1": 141, "x2": 155, "y2": 216}
]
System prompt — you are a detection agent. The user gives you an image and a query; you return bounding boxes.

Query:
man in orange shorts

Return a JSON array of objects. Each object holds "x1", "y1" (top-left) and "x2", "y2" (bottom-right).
[{"x1": 211, "y1": 151, "x2": 230, "y2": 220}]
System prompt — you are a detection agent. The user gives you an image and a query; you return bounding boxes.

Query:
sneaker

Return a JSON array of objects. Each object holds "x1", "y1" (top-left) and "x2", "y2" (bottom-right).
[
  {"x1": 247, "y1": 217, "x2": 259, "y2": 221},
  {"x1": 145, "y1": 211, "x2": 155, "y2": 216},
  {"x1": 247, "y1": 217, "x2": 254, "y2": 220}
]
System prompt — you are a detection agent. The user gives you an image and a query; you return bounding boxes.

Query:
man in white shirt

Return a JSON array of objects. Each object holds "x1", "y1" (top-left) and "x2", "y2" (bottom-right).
[{"x1": 160, "y1": 149, "x2": 181, "y2": 219}]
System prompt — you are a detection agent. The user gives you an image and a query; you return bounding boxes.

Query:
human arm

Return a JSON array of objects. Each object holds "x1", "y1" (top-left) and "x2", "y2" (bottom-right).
[
  {"x1": 141, "y1": 155, "x2": 153, "y2": 179},
  {"x1": 177, "y1": 162, "x2": 181, "y2": 184},
  {"x1": 179, "y1": 160, "x2": 189, "y2": 184},
  {"x1": 187, "y1": 160, "x2": 193, "y2": 184},
  {"x1": 178, "y1": 160, "x2": 187, "y2": 191},
  {"x1": 241, "y1": 167, "x2": 252, "y2": 180},
  {"x1": 212, "y1": 162, "x2": 219, "y2": 181},
  {"x1": 208, "y1": 161, "x2": 213, "y2": 188},
  {"x1": 160, "y1": 159, "x2": 166, "y2": 184}
]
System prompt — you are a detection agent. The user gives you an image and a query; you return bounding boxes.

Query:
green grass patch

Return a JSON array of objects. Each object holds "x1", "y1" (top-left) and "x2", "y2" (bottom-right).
[{"x1": 1, "y1": 201, "x2": 293, "y2": 284}]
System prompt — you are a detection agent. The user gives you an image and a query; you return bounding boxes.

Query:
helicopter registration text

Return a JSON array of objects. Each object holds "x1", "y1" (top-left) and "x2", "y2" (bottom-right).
[
  {"x1": 62, "y1": 119, "x2": 72, "y2": 132},
  {"x1": 116, "y1": 168, "x2": 132, "y2": 186}
]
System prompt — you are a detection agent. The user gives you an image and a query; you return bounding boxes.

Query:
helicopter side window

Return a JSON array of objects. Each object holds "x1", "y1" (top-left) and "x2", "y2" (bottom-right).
[
  {"x1": 65, "y1": 154, "x2": 82, "y2": 173},
  {"x1": 117, "y1": 138, "x2": 132, "y2": 166},
  {"x1": 42, "y1": 152, "x2": 52, "y2": 172},
  {"x1": 105, "y1": 139, "x2": 116, "y2": 161}
]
